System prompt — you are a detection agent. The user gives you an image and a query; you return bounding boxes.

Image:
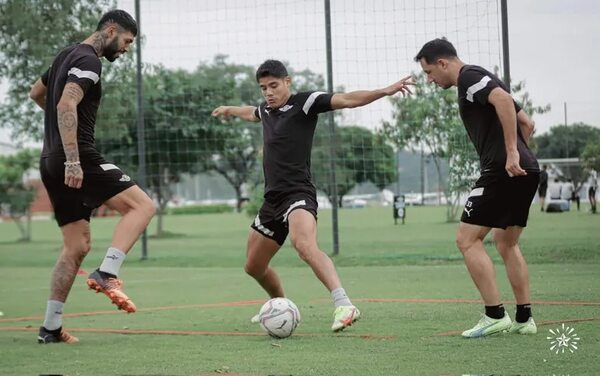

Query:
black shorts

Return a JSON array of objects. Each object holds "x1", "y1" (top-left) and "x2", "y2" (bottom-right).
[
  {"x1": 250, "y1": 191, "x2": 318, "y2": 245},
  {"x1": 460, "y1": 172, "x2": 539, "y2": 229},
  {"x1": 538, "y1": 184, "x2": 547, "y2": 198},
  {"x1": 590, "y1": 187, "x2": 597, "y2": 199},
  {"x1": 40, "y1": 153, "x2": 136, "y2": 226}
]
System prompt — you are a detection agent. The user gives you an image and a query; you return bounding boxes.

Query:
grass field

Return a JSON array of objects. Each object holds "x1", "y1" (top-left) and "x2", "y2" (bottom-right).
[{"x1": 1, "y1": 206, "x2": 599, "y2": 375}]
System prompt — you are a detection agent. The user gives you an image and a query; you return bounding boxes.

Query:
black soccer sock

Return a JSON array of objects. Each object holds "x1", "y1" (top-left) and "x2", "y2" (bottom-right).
[
  {"x1": 516, "y1": 304, "x2": 532, "y2": 323},
  {"x1": 485, "y1": 304, "x2": 505, "y2": 319}
]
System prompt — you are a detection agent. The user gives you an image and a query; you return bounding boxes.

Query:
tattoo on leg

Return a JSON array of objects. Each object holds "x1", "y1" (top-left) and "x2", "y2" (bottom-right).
[{"x1": 49, "y1": 252, "x2": 84, "y2": 302}]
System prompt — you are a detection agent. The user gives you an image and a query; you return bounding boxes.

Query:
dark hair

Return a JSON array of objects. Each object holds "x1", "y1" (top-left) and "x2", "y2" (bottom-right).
[
  {"x1": 97, "y1": 9, "x2": 138, "y2": 36},
  {"x1": 256, "y1": 60, "x2": 288, "y2": 82},
  {"x1": 414, "y1": 38, "x2": 457, "y2": 64}
]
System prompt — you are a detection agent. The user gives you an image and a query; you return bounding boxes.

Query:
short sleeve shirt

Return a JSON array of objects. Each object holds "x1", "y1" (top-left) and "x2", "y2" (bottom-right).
[
  {"x1": 42, "y1": 44, "x2": 102, "y2": 157},
  {"x1": 253, "y1": 91, "x2": 334, "y2": 195},
  {"x1": 457, "y1": 65, "x2": 539, "y2": 175}
]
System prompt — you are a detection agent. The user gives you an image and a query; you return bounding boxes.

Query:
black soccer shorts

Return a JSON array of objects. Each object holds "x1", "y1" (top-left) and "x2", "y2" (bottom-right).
[
  {"x1": 460, "y1": 172, "x2": 540, "y2": 229},
  {"x1": 250, "y1": 191, "x2": 318, "y2": 245},
  {"x1": 40, "y1": 152, "x2": 136, "y2": 226}
]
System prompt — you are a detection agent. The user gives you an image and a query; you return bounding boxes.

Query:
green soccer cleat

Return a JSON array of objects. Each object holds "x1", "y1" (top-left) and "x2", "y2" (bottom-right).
[
  {"x1": 461, "y1": 313, "x2": 512, "y2": 338},
  {"x1": 509, "y1": 318, "x2": 537, "y2": 334},
  {"x1": 331, "y1": 305, "x2": 361, "y2": 332}
]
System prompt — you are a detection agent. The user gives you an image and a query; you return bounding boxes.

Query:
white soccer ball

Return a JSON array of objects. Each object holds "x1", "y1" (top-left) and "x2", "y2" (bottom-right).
[{"x1": 258, "y1": 297, "x2": 301, "y2": 339}]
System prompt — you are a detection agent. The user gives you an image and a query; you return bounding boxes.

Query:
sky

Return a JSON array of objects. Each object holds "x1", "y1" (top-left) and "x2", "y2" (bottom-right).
[{"x1": 1, "y1": 0, "x2": 599, "y2": 143}]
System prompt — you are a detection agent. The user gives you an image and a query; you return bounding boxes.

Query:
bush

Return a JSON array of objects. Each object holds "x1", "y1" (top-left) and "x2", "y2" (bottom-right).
[
  {"x1": 245, "y1": 185, "x2": 264, "y2": 217},
  {"x1": 168, "y1": 204, "x2": 233, "y2": 215}
]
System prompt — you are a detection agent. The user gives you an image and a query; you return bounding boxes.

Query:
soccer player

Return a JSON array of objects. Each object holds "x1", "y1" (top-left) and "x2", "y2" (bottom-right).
[
  {"x1": 538, "y1": 164, "x2": 548, "y2": 211},
  {"x1": 415, "y1": 38, "x2": 539, "y2": 338},
  {"x1": 29, "y1": 10, "x2": 156, "y2": 344},
  {"x1": 212, "y1": 60, "x2": 414, "y2": 331}
]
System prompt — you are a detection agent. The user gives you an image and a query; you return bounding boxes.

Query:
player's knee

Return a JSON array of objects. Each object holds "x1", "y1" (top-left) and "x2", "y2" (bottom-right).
[
  {"x1": 140, "y1": 197, "x2": 156, "y2": 220},
  {"x1": 493, "y1": 237, "x2": 516, "y2": 256},
  {"x1": 244, "y1": 262, "x2": 265, "y2": 278},
  {"x1": 455, "y1": 233, "x2": 475, "y2": 254},
  {"x1": 65, "y1": 238, "x2": 91, "y2": 259},
  {"x1": 293, "y1": 241, "x2": 317, "y2": 263}
]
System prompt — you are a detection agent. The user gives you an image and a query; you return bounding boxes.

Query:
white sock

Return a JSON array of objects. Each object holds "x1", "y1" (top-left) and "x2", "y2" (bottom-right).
[
  {"x1": 99, "y1": 247, "x2": 126, "y2": 277},
  {"x1": 331, "y1": 287, "x2": 352, "y2": 308},
  {"x1": 43, "y1": 300, "x2": 64, "y2": 330}
]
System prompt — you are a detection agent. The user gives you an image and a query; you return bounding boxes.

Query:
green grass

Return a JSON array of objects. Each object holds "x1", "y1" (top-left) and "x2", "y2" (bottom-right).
[{"x1": 1, "y1": 206, "x2": 599, "y2": 375}]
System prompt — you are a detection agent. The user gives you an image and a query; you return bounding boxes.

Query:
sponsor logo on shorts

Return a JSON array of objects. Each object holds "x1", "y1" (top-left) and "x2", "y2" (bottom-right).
[
  {"x1": 119, "y1": 174, "x2": 131, "y2": 182},
  {"x1": 464, "y1": 200, "x2": 474, "y2": 217}
]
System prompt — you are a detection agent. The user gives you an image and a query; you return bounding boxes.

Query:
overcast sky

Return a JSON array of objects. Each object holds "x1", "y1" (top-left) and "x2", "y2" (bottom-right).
[{"x1": 1, "y1": 0, "x2": 599, "y2": 143}]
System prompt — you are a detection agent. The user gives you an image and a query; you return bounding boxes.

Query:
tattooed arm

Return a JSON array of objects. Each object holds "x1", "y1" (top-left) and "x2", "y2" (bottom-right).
[
  {"x1": 29, "y1": 79, "x2": 47, "y2": 110},
  {"x1": 57, "y1": 82, "x2": 85, "y2": 189}
]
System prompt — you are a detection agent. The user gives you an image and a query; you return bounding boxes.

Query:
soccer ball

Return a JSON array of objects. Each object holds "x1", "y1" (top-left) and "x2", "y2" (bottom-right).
[{"x1": 258, "y1": 297, "x2": 301, "y2": 339}]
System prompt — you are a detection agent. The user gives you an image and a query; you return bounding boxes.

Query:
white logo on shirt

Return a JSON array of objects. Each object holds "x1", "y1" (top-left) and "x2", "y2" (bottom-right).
[
  {"x1": 119, "y1": 174, "x2": 131, "y2": 182},
  {"x1": 279, "y1": 104, "x2": 294, "y2": 112}
]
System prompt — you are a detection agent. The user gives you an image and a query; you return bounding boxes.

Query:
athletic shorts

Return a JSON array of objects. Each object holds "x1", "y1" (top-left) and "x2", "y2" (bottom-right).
[
  {"x1": 538, "y1": 184, "x2": 547, "y2": 198},
  {"x1": 40, "y1": 152, "x2": 136, "y2": 226},
  {"x1": 250, "y1": 191, "x2": 318, "y2": 245},
  {"x1": 461, "y1": 172, "x2": 540, "y2": 229}
]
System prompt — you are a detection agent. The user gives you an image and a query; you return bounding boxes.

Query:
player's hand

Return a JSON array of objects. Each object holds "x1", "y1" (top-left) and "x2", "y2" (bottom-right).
[
  {"x1": 64, "y1": 163, "x2": 83, "y2": 189},
  {"x1": 211, "y1": 106, "x2": 231, "y2": 119},
  {"x1": 505, "y1": 150, "x2": 527, "y2": 177},
  {"x1": 384, "y1": 75, "x2": 415, "y2": 97}
]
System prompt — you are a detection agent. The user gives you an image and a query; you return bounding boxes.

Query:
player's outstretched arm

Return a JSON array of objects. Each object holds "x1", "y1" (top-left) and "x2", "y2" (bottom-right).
[
  {"x1": 212, "y1": 106, "x2": 260, "y2": 122},
  {"x1": 330, "y1": 75, "x2": 415, "y2": 110},
  {"x1": 30, "y1": 79, "x2": 47, "y2": 110}
]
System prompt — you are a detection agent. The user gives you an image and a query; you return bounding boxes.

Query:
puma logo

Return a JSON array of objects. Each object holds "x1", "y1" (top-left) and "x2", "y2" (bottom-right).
[{"x1": 464, "y1": 207, "x2": 474, "y2": 217}]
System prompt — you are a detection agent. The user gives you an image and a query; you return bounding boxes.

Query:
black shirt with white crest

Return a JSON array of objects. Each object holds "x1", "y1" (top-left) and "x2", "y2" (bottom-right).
[{"x1": 253, "y1": 91, "x2": 334, "y2": 196}]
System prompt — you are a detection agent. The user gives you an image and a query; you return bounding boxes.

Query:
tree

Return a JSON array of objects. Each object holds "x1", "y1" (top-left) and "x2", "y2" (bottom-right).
[
  {"x1": 97, "y1": 64, "x2": 227, "y2": 236},
  {"x1": 534, "y1": 123, "x2": 600, "y2": 159},
  {"x1": 382, "y1": 72, "x2": 548, "y2": 221},
  {"x1": 581, "y1": 141, "x2": 600, "y2": 172},
  {"x1": 313, "y1": 126, "x2": 396, "y2": 208},
  {"x1": 382, "y1": 73, "x2": 464, "y2": 221},
  {"x1": 199, "y1": 56, "x2": 263, "y2": 212},
  {"x1": 0, "y1": 149, "x2": 40, "y2": 241},
  {"x1": 0, "y1": 0, "x2": 112, "y2": 141}
]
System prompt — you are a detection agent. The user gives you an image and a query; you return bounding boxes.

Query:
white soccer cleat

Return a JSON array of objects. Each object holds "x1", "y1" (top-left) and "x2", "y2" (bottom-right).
[
  {"x1": 461, "y1": 313, "x2": 512, "y2": 338},
  {"x1": 331, "y1": 305, "x2": 361, "y2": 332}
]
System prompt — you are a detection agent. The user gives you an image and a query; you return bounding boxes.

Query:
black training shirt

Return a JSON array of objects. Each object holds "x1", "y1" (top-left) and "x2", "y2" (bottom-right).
[
  {"x1": 41, "y1": 44, "x2": 102, "y2": 158},
  {"x1": 253, "y1": 91, "x2": 334, "y2": 195},
  {"x1": 457, "y1": 65, "x2": 539, "y2": 175}
]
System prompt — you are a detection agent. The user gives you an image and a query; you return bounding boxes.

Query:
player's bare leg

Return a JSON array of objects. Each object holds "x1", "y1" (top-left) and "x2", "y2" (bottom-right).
[
  {"x1": 86, "y1": 186, "x2": 155, "y2": 312},
  {"x1": 457, "y1": 222, "x2": 511, "y2": 337},
  {"x1": 245, "y1": 229, "x2": 284, "y2": 298},
  {"x1": 38, "y1": 220, "x2": 91, "y2": 344},
  {"x1": 456, "y1": 222, "x2": 498, "y2": 305},
  {"x1": 288, "y1": 209, "x2": 360, "y2": 331},
  {"x1": 494, "y1": 226, "x2": 536, "y2": 334}
]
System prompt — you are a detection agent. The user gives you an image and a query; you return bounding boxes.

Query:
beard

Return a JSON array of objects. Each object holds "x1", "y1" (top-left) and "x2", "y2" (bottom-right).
[{"x1": 103, "y1": 37, "x2": 120, "y2": 62}]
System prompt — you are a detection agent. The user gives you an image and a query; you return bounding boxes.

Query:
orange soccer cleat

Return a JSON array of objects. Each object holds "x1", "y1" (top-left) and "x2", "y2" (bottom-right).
[{"x1": 86, "y1": 269, "x2": 137, "y2": 313}]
